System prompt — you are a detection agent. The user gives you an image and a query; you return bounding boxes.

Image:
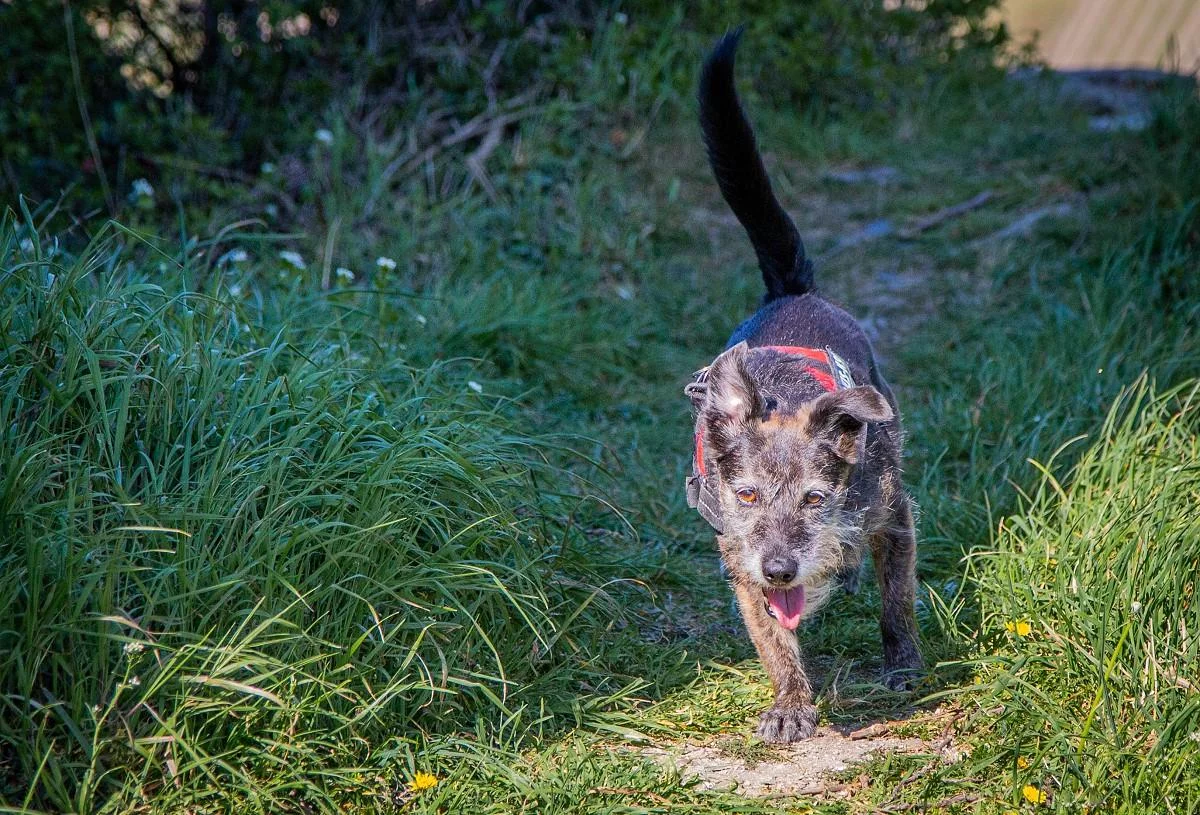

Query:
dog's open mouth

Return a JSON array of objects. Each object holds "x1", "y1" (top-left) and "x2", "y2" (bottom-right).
[{"x1": 763, "y1": 586, "x2": 805, "y2": 630}]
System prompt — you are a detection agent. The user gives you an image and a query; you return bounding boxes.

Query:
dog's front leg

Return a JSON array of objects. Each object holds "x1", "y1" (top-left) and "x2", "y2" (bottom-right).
[{"x1": 733, "y1": 581, "x2": 817, "y2": 742}]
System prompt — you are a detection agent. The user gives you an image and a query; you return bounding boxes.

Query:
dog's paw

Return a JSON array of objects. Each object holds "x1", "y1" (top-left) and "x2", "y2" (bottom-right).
[{"x1": 755, "y1": 704, "x2": 817, "y2": 743}]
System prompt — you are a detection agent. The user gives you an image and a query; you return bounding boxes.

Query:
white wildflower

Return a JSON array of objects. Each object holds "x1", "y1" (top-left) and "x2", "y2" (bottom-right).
[
  {"x1": 128, "y1": 675, "x2": 141, "y2": 687},
  {"x1": 467, "y1": 381, "x2": 483, "y2": 394},
  {"x1": 278, "y1": 250, "x2": 306, "y2": 270},
  {"x1": 334, "y1": 267, "x2": 355, "y2": 282},
  {"x1": 314, "y1": 128, "x2": 334, "y2": 146},
  {"x1": 1131, "y1": 601, "x2": 1142, "y2": 614},
  {"x1": 1190, "y1": 731, "x2": 1200, "y2": 743},
  {"x1": 131, "y1": 178, "x2": 154, "y2": 199},
  {"x1": 260, "y1": 161, "x2": 276, "y2": 175},
  {"x1": 375, "y1": 256, "x2": 397, "y2": 271},
  {"x1": 217, "y1": 248, "x2": 249, "y2": 266},
  {"x1": 122, "y1": 641, "x2": 145, "y2": 656}
]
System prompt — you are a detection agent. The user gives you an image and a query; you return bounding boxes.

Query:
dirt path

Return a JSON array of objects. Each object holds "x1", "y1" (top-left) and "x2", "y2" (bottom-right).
[{"x1": 644, "y1": 726, "x2": 930, "y2": 797}]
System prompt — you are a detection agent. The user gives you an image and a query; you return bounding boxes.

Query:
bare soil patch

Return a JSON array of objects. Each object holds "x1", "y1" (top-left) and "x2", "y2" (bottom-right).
[{"x1": 643, "y1": 724, "x2": 929, "y2": 797}]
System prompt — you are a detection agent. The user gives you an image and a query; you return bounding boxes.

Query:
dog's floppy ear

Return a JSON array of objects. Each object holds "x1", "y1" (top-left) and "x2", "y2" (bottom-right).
[
  {"x1": 702, "y1": 342, "x2": 764, "y2": 444},
  {"x1": 806, "y1": 386, "x2": 893, "y2": 463}
]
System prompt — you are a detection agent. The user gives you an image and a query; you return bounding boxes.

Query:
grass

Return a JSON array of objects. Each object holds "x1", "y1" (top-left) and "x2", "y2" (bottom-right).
[
  {"x1": 3, "y1": 13, "x2": 1200, "y2": 813},
  {"x1": 964, "y1": 379, "x2": 1200, "y2": 812}
]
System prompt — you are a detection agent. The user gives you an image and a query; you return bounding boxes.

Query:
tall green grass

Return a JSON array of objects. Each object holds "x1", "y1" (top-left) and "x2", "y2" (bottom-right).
[
  {"x1": 0, "y1": 214, "x2": 630, "y2": 813},
  {"x1": 966, "y1": 380, "x2": 1200, "y2": 812}
]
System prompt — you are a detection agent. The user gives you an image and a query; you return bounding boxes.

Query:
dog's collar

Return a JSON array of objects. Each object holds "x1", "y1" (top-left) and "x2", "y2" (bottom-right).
[{"x1": 685, "y1": 345, "x2": 855, "y2": 533}]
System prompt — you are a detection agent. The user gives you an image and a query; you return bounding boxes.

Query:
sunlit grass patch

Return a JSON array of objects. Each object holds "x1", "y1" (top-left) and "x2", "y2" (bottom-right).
[{"x1": 962, "y1": 380, "x2": 1200, "y2": 812}]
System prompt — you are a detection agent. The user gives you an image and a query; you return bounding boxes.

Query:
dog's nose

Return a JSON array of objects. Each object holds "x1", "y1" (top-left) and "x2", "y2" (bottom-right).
[{"x1": 762, "y1": 556, "x2": 797, "y2": 585}]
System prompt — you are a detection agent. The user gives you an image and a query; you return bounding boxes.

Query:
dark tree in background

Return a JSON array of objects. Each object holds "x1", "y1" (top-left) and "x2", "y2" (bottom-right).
[{"x1": 0, "y1": 0, "x2": 1005, "y2": 211}]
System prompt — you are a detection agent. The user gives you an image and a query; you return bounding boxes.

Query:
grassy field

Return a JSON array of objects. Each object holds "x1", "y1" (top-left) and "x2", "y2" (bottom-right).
[{"x1": 3, "y1": 14, "x2": 1199, "y2": 814}]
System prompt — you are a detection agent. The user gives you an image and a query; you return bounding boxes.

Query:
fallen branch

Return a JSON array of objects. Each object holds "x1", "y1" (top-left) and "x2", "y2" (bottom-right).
[
  {"x1": 849, "y1": 722, "x2": 894, "y2": 740},
  {"x1": 880, "y1": 792, "x2": 981, "y2": 812},
  {"x1": 818, "y1": 189, "x2": 995, "y2": 259},
  {"x1": 361, "y1": 94, "x2": 545, "y2": 218},
  {"x1": 818, "y1": 218, "x2": 894, "y2": 260},
  {"x1": 898, "y1": 190, "x2": 994, "y2": 239},
  {"x1": 465, "y1": 118, "x2": 505, "y2": 201},
  {"x1": 589, "y1": 786, "x2": 672, "y2": 805},
  {"x1": 977, "y1": 202, "x2": 1074, "y2": 243}
]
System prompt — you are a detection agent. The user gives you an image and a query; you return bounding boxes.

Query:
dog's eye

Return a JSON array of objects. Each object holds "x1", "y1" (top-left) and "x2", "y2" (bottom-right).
[
  {"x1": 735, "y1": 487, "x2": 759, "y2": 505},
  {"x1": 804, "y1": 490, "x2": 826, "y2": 506}
]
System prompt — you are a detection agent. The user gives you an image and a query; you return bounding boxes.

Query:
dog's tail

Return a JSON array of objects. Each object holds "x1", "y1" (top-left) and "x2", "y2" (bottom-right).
[{"x1": 699, "y1": 28, "x2": 813, "y2": 300}]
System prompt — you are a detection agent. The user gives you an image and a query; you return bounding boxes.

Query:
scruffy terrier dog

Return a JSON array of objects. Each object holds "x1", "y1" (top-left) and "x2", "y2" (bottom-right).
[{"x1": 684, "y1": 31, "x2": 923, "y2": 743}]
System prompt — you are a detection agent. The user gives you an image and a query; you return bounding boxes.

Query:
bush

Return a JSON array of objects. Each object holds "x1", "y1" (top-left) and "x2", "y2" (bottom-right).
[
  {"x1": 0, "y1": 215, "x2": 617, "y2": 812},
  {"x1": 1, "y1": 1, "x2": 1010, "y2": 213}
]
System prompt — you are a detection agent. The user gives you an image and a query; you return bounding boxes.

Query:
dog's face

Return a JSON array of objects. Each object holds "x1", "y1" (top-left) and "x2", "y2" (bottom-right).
[{"x1": 699, "y1": 343, "x2": 892, "y2": 628}]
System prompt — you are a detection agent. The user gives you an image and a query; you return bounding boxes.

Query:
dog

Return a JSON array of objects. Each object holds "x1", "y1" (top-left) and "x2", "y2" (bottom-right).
[{"x1": 684, "y1": 29, "x2": 923, "y2": 743}]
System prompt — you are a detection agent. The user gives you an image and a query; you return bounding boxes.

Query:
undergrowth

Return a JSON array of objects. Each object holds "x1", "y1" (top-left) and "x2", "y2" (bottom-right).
[{"x1": 2, "y1": 6, "x2": 1199, "y2": 814}]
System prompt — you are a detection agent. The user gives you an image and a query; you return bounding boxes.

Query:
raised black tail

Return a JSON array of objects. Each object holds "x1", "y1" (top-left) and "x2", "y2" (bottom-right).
[{"x1": 699, "y1": 29, "x2": 813, "y2": 300}]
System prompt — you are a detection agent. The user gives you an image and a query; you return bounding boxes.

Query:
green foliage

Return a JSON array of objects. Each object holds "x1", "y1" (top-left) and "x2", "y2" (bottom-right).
[
  {"x1": 3, "y1": 0, "x2": 1198, "y2": 810},
  {"x1": 0, "y1": 214, "x2": 639, "y2": 813},
  {"x1": 634, "y1": 0, "x2": 1008, "y2": 111},
  {"x1": 966, "y1": 381, "x2": 1200, "y2": 811},
  {"x1": 1, "y1": 1, "x2": 1010, "y2": 213},
  {"x1": 0, "y1": 2, "x2": 140, "y2": 210}
]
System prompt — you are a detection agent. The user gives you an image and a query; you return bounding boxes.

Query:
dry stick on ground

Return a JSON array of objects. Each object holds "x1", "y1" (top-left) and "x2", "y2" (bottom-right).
[
  {"x1": 848, "y1": 722, "x2": 894, "y2": 740},
  {"x1": 819, "y1": 189, "x2": 994, "y2": 260},
  {"x1": 465, "y1": 119, "x2": 505, "y2": 201},
  {"x1": 758, "y1": 781, "x2": 851, "y2": 798},
  {"x1": 897, "y1": 190, "x2": 994, "y2": 239},
  {"x1": 589, "y1": 787, "x2": 672, "y2": 806},
  {"x1": 881, "y1": 760, "x2": 940, "y2": 805},
  {"x1": 879, "y1": 792, "x2": 982, "y2": 812},
  {"x1": 360, "y1": 91, "x2": 543, "y2": 219},
  {"x1": 976, "y1": 202, "x2": 1075, "y2": 243}
]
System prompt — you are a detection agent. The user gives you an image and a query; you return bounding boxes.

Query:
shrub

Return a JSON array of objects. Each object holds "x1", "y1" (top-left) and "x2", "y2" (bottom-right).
[{"x1": 0, "y1": 215, "x2": 614, "y2": 812}]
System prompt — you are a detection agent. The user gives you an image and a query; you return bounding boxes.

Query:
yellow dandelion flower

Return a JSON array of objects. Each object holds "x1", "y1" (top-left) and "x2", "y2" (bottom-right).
[
  {"x1": 1017, "y1": 755, "x2": 1030, "y2": 769},
  {"x1": 1022, "y1": 784, "x2": 1047, "y2": 804},
  {"x1": 409, "y1": 772, "x2": 438, "y2": 792},
  {"x1": 1016, "y1": 621, "x2": 1032, "y2": 637}
]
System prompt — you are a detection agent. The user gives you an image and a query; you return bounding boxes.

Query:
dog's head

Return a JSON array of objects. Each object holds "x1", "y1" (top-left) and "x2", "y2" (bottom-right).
[{"x1": 697, "y1": 342, "x2": 893, "y2": 629}]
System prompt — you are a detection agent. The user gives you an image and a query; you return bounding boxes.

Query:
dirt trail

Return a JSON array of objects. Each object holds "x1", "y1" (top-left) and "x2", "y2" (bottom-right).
[{"x1": 644, "y1": 726, "x2": 931, "y2": 798}]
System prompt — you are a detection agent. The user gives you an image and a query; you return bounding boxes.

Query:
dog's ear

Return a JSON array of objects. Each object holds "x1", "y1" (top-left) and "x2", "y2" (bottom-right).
[
  {"x1": 806, "y1": 386, "x2": 893, "y2": 463},
  {"x1": 702, "y1": 342, "x2": 764, "y2": 434}
]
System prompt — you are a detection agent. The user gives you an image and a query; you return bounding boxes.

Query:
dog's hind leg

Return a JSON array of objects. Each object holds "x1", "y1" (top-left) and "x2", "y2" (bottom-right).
[
  {"x1": 733, "y1": 581, "x2": 817, "y2": 741},
  {"x1": 870, "y1": 491, "x2": 923, "y2": 690}
]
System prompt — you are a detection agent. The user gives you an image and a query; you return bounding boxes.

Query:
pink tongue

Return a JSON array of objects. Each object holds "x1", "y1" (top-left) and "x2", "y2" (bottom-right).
[{"x1": 766, "y1": 586, "x2": 806, "y2": 630}]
